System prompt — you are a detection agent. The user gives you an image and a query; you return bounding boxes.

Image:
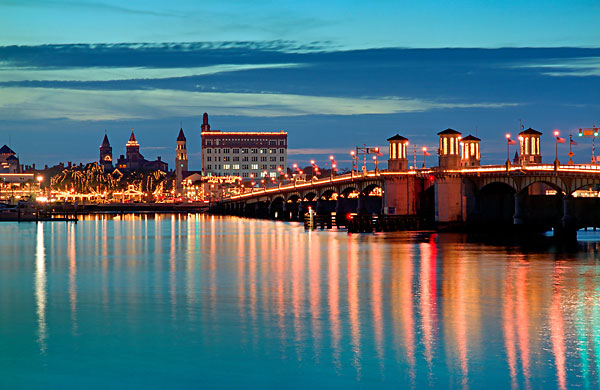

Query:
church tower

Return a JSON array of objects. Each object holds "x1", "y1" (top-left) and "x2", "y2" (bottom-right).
[
  {"x1": 99, "y1": 132, "x2": 113, "y2": 170},
  {"x1": 175, "y1": 128, "x2": 188, "y2": 195}
]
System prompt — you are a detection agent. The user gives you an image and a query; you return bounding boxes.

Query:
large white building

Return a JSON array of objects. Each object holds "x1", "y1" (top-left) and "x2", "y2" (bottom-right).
[{"x1": 200, "y1": 113, "x2": 287, "y2": 179}]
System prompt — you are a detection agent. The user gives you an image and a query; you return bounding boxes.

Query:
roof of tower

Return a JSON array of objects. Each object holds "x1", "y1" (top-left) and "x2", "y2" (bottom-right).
[
  {"x1": 519, "y1": 127, "x2": 542, "y2": 136},
  {"x1": 129, "y1": 131, "x2": 136, "y2": 142},
  {"x1": 438, "y1": 128, "x2": 462, "y2": 136},
  {"x1": 386, "y1": 134, "x2": 408, "y2": 141},
  {"x1": 462, "y1": 134, "x2": 481, "y2": 141},
  {"x1": 102, "y1": 133, "x2": 110, "y2": 146},
  {"x1": 177, "y1": 128, "x2": 186, "y2": 141},
  {"x1": 6, "y1": 155, "x2": 18, "y2": 161},
  {"x1": 0, "y1": 145, "x2": 15, "y2": 154}
]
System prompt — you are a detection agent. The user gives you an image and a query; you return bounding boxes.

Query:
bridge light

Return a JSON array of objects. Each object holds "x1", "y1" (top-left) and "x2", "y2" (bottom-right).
[
  {"x1": 373, "y1": 155, "x2": 377, "y2": 160},
  {"x1": 422, "y1": 147, "x2": 427, "y2": 152},
  {"x1": 505, "y1": 133, "x2": 511, "y2": 139},
  {"x1": 310, "y1": 160, "x2": 315, "y2": 165},
  {"x1": 554, "y1": 130, "x2": 560, "y2": 137},
  {"x1": 350, "y1": 150, "x2": 355, "y2": 156},
  {"x1": 329, "y1": 155, "x2": 334, "y2": 160}
]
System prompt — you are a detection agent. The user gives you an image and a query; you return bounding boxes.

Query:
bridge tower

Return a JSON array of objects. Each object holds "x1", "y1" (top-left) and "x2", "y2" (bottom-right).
[
  {"x1": 438, "y1": 129, "x2": 462, "y2": 169},
  {"x1": 387, "y1": 134, "x2": 409, "y2": 171},
  {"x1": 461, "y1": 135, "x2": 481, "y2": 167},
  {"x1": 519, "y1": 128, "x2": 542, "y2": 164}
]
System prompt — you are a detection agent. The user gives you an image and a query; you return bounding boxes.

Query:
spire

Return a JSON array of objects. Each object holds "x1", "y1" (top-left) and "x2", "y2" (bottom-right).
[
  {"x1": 177, "y1": 128, "x2": 186, "y2": 141},
  {"x1": 127, "y1": 129, "x2": 139, "y2": 147},
  {"x1": 513, "y1": 150, "x2": 520, "y2": 164},
  {"x1": 102, "y1": 132, "x2": 110, "y2": 146}
]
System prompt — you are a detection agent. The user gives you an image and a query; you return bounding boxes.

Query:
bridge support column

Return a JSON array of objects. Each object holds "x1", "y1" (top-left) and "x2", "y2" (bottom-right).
[
  {"x1": 357, "y1": 194, "x2": 368, "y2": 215},
  {"x1": 559, "y1": 195, "x2": 577, "y2": 242},
  {"x1": 513, "y1": 192, "x2": 527, "y2": 225}
]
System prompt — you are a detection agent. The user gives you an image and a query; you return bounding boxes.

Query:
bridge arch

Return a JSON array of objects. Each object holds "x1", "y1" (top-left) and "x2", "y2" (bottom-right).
[{"x1": 516, "y1": 177, "x2": 566, "y2": 195}]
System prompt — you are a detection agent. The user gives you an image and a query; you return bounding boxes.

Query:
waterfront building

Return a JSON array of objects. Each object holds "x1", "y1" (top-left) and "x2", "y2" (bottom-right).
[
  {"x1": 115, "y1": 130, "x2": 168, "y2": 172},
  {"x1": 0, "y1": 145, "x2": 20, "y2": 173},
  {"x1": 200, "y1": 113, "x2": 287, "y2": 179},
  {"x1": 99, "y1": 133, "x2": 113, "y2": 170}
]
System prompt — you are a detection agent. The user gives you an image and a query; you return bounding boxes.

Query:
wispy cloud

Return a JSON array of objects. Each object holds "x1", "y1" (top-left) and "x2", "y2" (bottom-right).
[
  {"x1": 0, "y1": 87, "x2": 518, "y2": 121},
  {"x1": 514, "y1": 56, "x2": 600, "y2": 77},
  {"x1": 0, "y1": 63, "x2": 300, "y2": 82},
  {"x1": 0, "y1": 0, "x2": 177, "y2": 17}
]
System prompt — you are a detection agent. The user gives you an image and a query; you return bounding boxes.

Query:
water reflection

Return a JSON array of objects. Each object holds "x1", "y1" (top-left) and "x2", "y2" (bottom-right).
[
  {"x1": 15, "y1": 215, "x2": 600, "y2": 388},
  {"x1": 35, "y1": 223, "x2": 47, "y2": 354}
]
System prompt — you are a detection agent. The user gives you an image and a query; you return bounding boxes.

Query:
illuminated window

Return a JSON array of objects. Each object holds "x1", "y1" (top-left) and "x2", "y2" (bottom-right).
[
  {"x1": 223, "y1": 164, "x2": 230, "y2": 170},
  {"x1": 251, "y1": 164, "x2": 258, "y2": 170},
  {"x1": 470, "y1": 143, "x2": 474, "y2": 157},
  {"x1": 449, "y1": 137, "x2": 454, "y2": 155},
  {"x1": 233, "y1": 164, "x2": 240, "y2": 170},
  {"x1": 443, "y1": 137, "x2": 448, "y2": 154}
]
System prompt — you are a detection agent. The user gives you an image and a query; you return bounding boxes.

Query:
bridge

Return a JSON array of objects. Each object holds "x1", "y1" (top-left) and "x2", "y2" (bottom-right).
[{"x1": 213, "y1": 128, "x2": 600, "y2": 240}]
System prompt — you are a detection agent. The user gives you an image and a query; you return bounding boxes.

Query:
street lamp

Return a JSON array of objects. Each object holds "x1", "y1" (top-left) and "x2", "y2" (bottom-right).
[
  {"x1": 422, "y1": 147, "x2": 428, "y2": 168},
  {"x1": 350, "y1": 150, "x2": 356, "y2": 175},
  {"x1": 373, "y1": 155, "x2": 378, "y2": 173}
]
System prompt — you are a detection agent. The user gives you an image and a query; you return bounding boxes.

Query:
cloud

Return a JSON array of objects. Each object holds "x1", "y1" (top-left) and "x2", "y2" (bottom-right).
[
  {"x1": 0, "y1": 0, "x2": 177, "y2": 17},
  {"x1": 0, "y1": 63, "x2": 301, "y2": 82},
  {"x1": 0, "y1": 87, "x2": 518, "y2": 121},
  {"x1": 514, "y1": 56, "x2": 600, "y2": 77}
]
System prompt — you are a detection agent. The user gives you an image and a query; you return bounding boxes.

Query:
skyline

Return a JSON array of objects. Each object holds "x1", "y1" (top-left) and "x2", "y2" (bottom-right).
[{"x1": 1, "y1": 1, "x2": 599, "y2": 168}]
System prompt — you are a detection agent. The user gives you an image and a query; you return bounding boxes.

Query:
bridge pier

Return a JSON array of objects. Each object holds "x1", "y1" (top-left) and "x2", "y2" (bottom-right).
[
  {"x1": 559, "y1": 195, "x2": 578, "y2": 242},
  {"x1": 513, "y1": 192, "x2": 527, "y2": 226}
]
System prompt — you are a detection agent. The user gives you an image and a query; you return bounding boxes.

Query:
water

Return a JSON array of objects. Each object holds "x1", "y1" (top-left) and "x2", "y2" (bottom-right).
[{"x1": 2, "y1": 214, "x2": 600, "y2": 389}]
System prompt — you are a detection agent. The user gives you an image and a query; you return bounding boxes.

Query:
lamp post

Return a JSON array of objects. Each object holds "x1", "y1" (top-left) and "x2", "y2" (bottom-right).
[
  {"x1": 329, "y1": 155, "x2": 336, "y2": 179},
  {"x1": 505, "y1": 133, "x2": 511, "y2": 164},
  {"x1": 422, "y1": 147, "x2": 427, "y2": 168},
  {"x1": 350, "y1": 151, "x2": 356, "y2": 176},
  {"x1": 554, "y1": 130, "x2": 560, "y2": 165},
  {"x1": 373, "y1": 155, "x2": 378, "y2": 173}
]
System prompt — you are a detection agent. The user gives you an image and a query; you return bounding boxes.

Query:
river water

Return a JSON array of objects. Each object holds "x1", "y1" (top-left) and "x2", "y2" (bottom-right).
[{"x1": 2, "y1": 214, "x2": 600, "y2": 389}]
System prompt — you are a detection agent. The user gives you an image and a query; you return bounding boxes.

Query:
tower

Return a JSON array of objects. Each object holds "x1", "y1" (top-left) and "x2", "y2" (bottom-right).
[
  {"x1": 518, "y1": 128, "x2": 542, "y2": 164},
  {"x1": 438, "y1": 128, "x2": 462, "y2": 169},
  {"x1": 126, "y1": 130, "x2": 142, "y2": 169},
  {"x1": 99, "y1": 132, "x2": 113, "y2": 170},
  {"x1": 176, "y1": 128, "x2": 188, "y2": 195},
  {"x1": 201, "y1": 113, "x2": 210, "y2": 132},
  {"x1": 387, "y1": 134, "x2": 409, "y2": 171},
  {"x1": 460, "y1": 135, "x2": 481, "y2": 167}
]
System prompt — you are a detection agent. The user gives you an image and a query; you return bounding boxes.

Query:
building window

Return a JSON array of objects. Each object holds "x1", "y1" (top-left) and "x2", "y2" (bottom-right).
[
  {"x1": 270, "y1": 140, "x2": 276, "y2": 145},
  {"x1": 270, "y1": 164, "x2": 276, "y2": 169},
  {"x1": 233, "y1": 148, "x2": 239, "y2": 153},
  {"x1": 279, "y1": 140, "x2": 284, "y2": 145},
  {"x1": 279, "y1": 165, "x2": 284, "y2": 170},
  {"x1": 279, "y1": 149, "x2": 284, "y2": 154},
  {"x1": 207, "y1": 149, "x2": 211, "y2": 153},
  {"x1": 207, "y1": 165, "x2": 212, "y2": 170},
  {"x1": 261, "y1": 164, "x2": 267, "y2": 169},
  {"x1": 242, "y1": 172, "x2": 248, "y2": 177},
  {"x1": 242, "y1": 156, "x2": 248, "y2": 161},
  {"x1": 251, "y1": 148, "x2": 258, "y2": 154},
  {"x1": 233, "y1": 156, "x2": 239, "y2": 161},
  {"x1": 233, "y1": 172, "x2": 239, "y2": 177},
  {"x1": 280, "y1": 157, "x2": 284, "y2": 161},
  {"x1": 270, "y1": 157, "x2": 276, "y2": 162},
  {"x1": 207, "y1": 157, "x2": 211, "y2": 161},
  {"x1": 233, "y1": 164, "x2": 240, "y2": 170},
  {"x1": 223, "y1": 148, "x2": 230, "y2": 154},
  {"x1": 251, "y1": 164, "x2": 259, "y2": 170},
  {"x1": 252, "y1": 157, "x2": 258, "y2": 162},
  {"x1": 242, "y1": 164, "x2": 249, "y2": 170},
  {"x1": 260, "y1": 157, "x2": 267, "y2": 162},
  {"x1": 242, "y1": 148, "x2": 248, "y2": 154},
  {"x1": 224, "y1": 164, "x2": 230, "y2": 170},
  {"x1": 260, "y1": 148, "x2": 267, "y2": 154},
  {"x1": 206, "y1": 140, "x2": 212, "y2": 146},
  {"x1": 269, "y1": 148, "x2": 276, "y2": 154},
  {"x1": 224, "y1": 157, "x2": 230, "y2": 161},
  {"x1": 269, "y1": 172, "x2": 276, "y2": 177}
]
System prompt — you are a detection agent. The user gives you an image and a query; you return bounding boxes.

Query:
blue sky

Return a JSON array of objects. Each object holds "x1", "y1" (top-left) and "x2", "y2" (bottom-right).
[{"x1": 0, "y1": 1, "x2": 599, "y2": 168}]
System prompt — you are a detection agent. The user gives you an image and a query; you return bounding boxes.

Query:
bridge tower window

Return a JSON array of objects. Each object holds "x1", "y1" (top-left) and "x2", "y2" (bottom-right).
[{"x1": 386, "y1": 134, "x2": 409, "y2": 171}]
